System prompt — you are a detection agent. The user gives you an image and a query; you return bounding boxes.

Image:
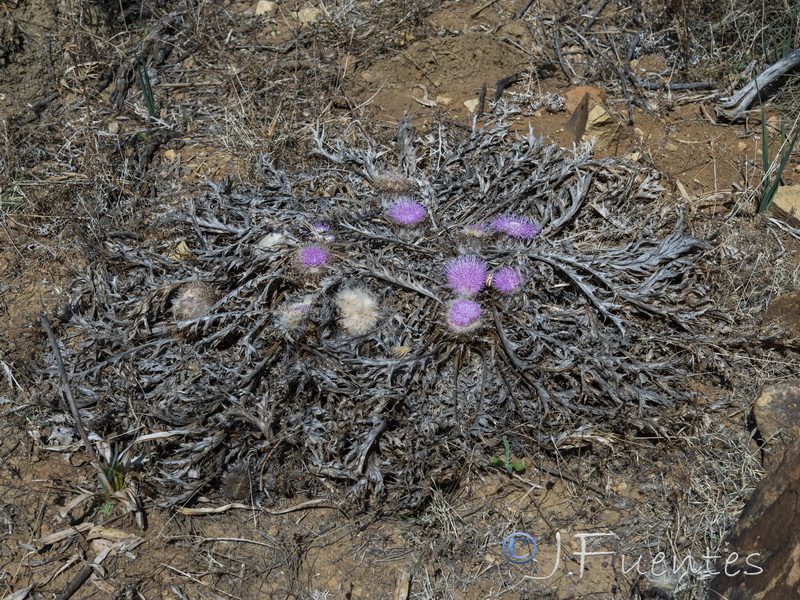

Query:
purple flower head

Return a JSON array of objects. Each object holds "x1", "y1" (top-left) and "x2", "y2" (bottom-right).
[
  {"x1": 448, "y1": 299, "x2": 482, "y2": 332},
  {"x1": 309, "y1": 223, "x2": 336, "y2": 242},
  {"x1": 445, "y1": 255, "x2": 488, "y2": 296},
  {"x1": 492, "y1": 267, "x2": 523, "y2": 293},
  {"x1": 387, "y1": 197, "x2": 426, "y2": 226},
  {"x1": 290, "y1": 302, "x2": 312, "y2": 313},
  {"x1": 490, "y1": 215, "x2": 542, "y2": 240},
  {"x1": 298, "y1": 245, "x2": 330, "y2": 273}
]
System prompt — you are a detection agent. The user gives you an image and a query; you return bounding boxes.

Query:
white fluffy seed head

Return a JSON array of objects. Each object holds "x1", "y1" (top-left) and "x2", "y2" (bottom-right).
[
  {"x1": 172, "y1": 282, "x2": 215, "y2": 321},
  {"x1": 334, "y1": 287, "x2": 379, "y2": 335},
  {"x1": 275, "y1": 301, "x2": 313, "y2": 332}
]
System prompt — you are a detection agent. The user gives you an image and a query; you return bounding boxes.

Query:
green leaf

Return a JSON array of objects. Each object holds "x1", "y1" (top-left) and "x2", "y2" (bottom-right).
[{"x1": 509, "y1": 460, "x2": 526, "y2": 473}]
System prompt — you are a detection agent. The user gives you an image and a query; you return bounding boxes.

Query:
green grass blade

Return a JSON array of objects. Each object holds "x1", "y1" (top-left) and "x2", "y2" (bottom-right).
[{"x1": 138, "y1": 56, "x2": 156, "y2": 117}]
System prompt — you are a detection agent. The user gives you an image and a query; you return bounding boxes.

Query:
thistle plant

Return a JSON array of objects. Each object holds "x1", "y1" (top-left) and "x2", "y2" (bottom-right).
[
  {"x1": 490, "y1": 214, "x2": 542, "y2": 239},
  {"x1": 491, "y1": 267, "x2": 523, "y2": 293},
  {"x1": 448, "y1": 298, "x2": 483, "y2": 333},
  {"x1": 386, "y1": 197, "x2": 427, "y2": 226},
  {"x1": 334, "y1": 287, "x2": 379, "y2": 335},
  {"x1": 373, "y1": 171, "x2": 414, "y2": 194},
  {"x1": 172, "y1": 282, "x2": 215, "y2": 321},
  {"x1": 48, "y1": 114, "x2": 714, "y2": 509},
  {"x1": 445, "y1": 256, "x2": 488, "y2": 296},
  {"x1": 297, "y1": 245, "x2": 330, "y2": 275}
]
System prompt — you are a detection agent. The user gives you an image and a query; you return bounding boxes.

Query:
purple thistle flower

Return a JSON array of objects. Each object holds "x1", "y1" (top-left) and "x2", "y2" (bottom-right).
[
  {"x1": 448, "y1": 298, "x2": 482, "y2": 332},
  {"x1": 492, "y1": 267, "x2": 523, "y2": 293},
  {"x1": 309, "y1": 223, "x2": 336, "y2": 242},
  {"x1": 490, "y1": 214, "x2": 542, "y2": 239},
  {"x1": 387, "y1": 197, "x2": 426, "y2": 226},
  {"x1": 445, "y1": 255, "x2": 488, "y2": 296},
  {"x1": 298, "y1": 245, "x2": 330, "y2": 272},
  {"x1": 290, "y1": 302, "x2": 312, "y2": 313}
]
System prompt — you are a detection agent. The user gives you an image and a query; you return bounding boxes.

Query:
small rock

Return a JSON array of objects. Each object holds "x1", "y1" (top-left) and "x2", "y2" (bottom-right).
[
  {"x1": 767, "y1": 184, "x2": 800, "y2": 227},
  {"x1": 255, "y1": 0, "x2": 277, "y2": 15},
  {"x1": 108, "y1": 121, "x2": 120, "y2": 134},
  {"x1": 436, "y1": 95, "x2": 453, "y2": 106},
  {"x1": 753, "y1": 381, "x2": 800, "y2": 450},
  {"x1": 767, "y1": 114, "x2": 781, "y2": 131},
  {"x1": 762, "y1": 291, "x2": 800, "y2": 342},
  {"x1": 463, "y1": 98, "x2": 480, "y2": 113},
  {"x1": 582, "y1": 103, "x2": 630, "y2": 150},
  {"x1": 665, "y1": 142, "x2": 678, "y2": 152},
  {"x1": 709, "y1": 435, "x2": 800, "y2": 599},
  {"x1": 738, "y1": 141, "x2": 748, "y2": 152},
  {"x1": 584, "y1": 104, "x2": 612, "y2": 133},
  {"x1": 563, "y1": 85, "x2": 607, "y2": 114},
  {"x1": 624, "y1": 151, "x2": 641, "y2": 162},
  {"x1": 164, "y1": 149, "x2": 177, "y2": 161},
  {"x1": 297, "y1": 6, "x2": 321, "y2": 23},
  {"x1": 500, "y1": 21, "x2": 527, "y2": 37}
]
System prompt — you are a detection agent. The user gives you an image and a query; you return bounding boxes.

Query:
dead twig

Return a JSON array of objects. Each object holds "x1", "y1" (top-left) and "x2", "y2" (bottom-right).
[{"x1": 39, "y1": 313, "x2": 115, "y2": 495}]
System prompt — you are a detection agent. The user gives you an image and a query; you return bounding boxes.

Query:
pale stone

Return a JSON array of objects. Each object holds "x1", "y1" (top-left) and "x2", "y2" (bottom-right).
[
  {"x1": 297, "y1": 6, "x2": 321, "y2": 23},
  {"x1": 563, "y1": 85, "x2": 607, "y2": 114},
  {"x1": 436, "y1": 95, "x2": 453, "y2": 106},
  {"x1": 753, "y1": 380, "x2": 800, "y2": 451},
  {"x1": 163, "y1": 149, "x2": 177, "y2": 161},
  {"x1": 767, "y1": 184, "x2": 800, "y2": 227},
  {"x1": 255, "y1": 0, "x2": 277, "y2": 15},
  {"x1": 665, "y1": 142, "x2": 678, "y2": 152},
  {"x1": 584, "y1": 104, "x2": 612, "y2": 135},
  {"x1": 463, "y1": 98, "x2": 480, "y2": 113},
  {"x1": 108, "y1": 121, "x2": 120, "y2": 134},
  {"x1": 767, "y1": 114, "x2": 781, "y2": 130},
  {"x1": 581, "y1": 103, "x2": 630, "y2": 150}
]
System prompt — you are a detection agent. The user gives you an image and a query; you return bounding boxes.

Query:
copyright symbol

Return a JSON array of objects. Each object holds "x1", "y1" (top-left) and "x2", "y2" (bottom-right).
[{"x1": 502, "y1": 532, "x2": 538, "y2": 564}]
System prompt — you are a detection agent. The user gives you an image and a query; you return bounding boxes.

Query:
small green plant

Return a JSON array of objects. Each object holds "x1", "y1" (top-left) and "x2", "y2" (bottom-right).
[
  {"x1": 138, "y1": 56, "x2": 156, "y2": 117},
  {"x1": 98, "y1": 500, "x2": 116, "y2": 517},
  {"x1": 101, "y1": 443, "x2": 126, "y2": 495},
  {"x1": 490, "y1": 435, "x2": 525, "y2": 474},
  {"x1": 756, "y1": 85, "x2": 800, "y2": 213},
  {"x1": 1, "y1": 178, "x2": 26, "y2": 213}
]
